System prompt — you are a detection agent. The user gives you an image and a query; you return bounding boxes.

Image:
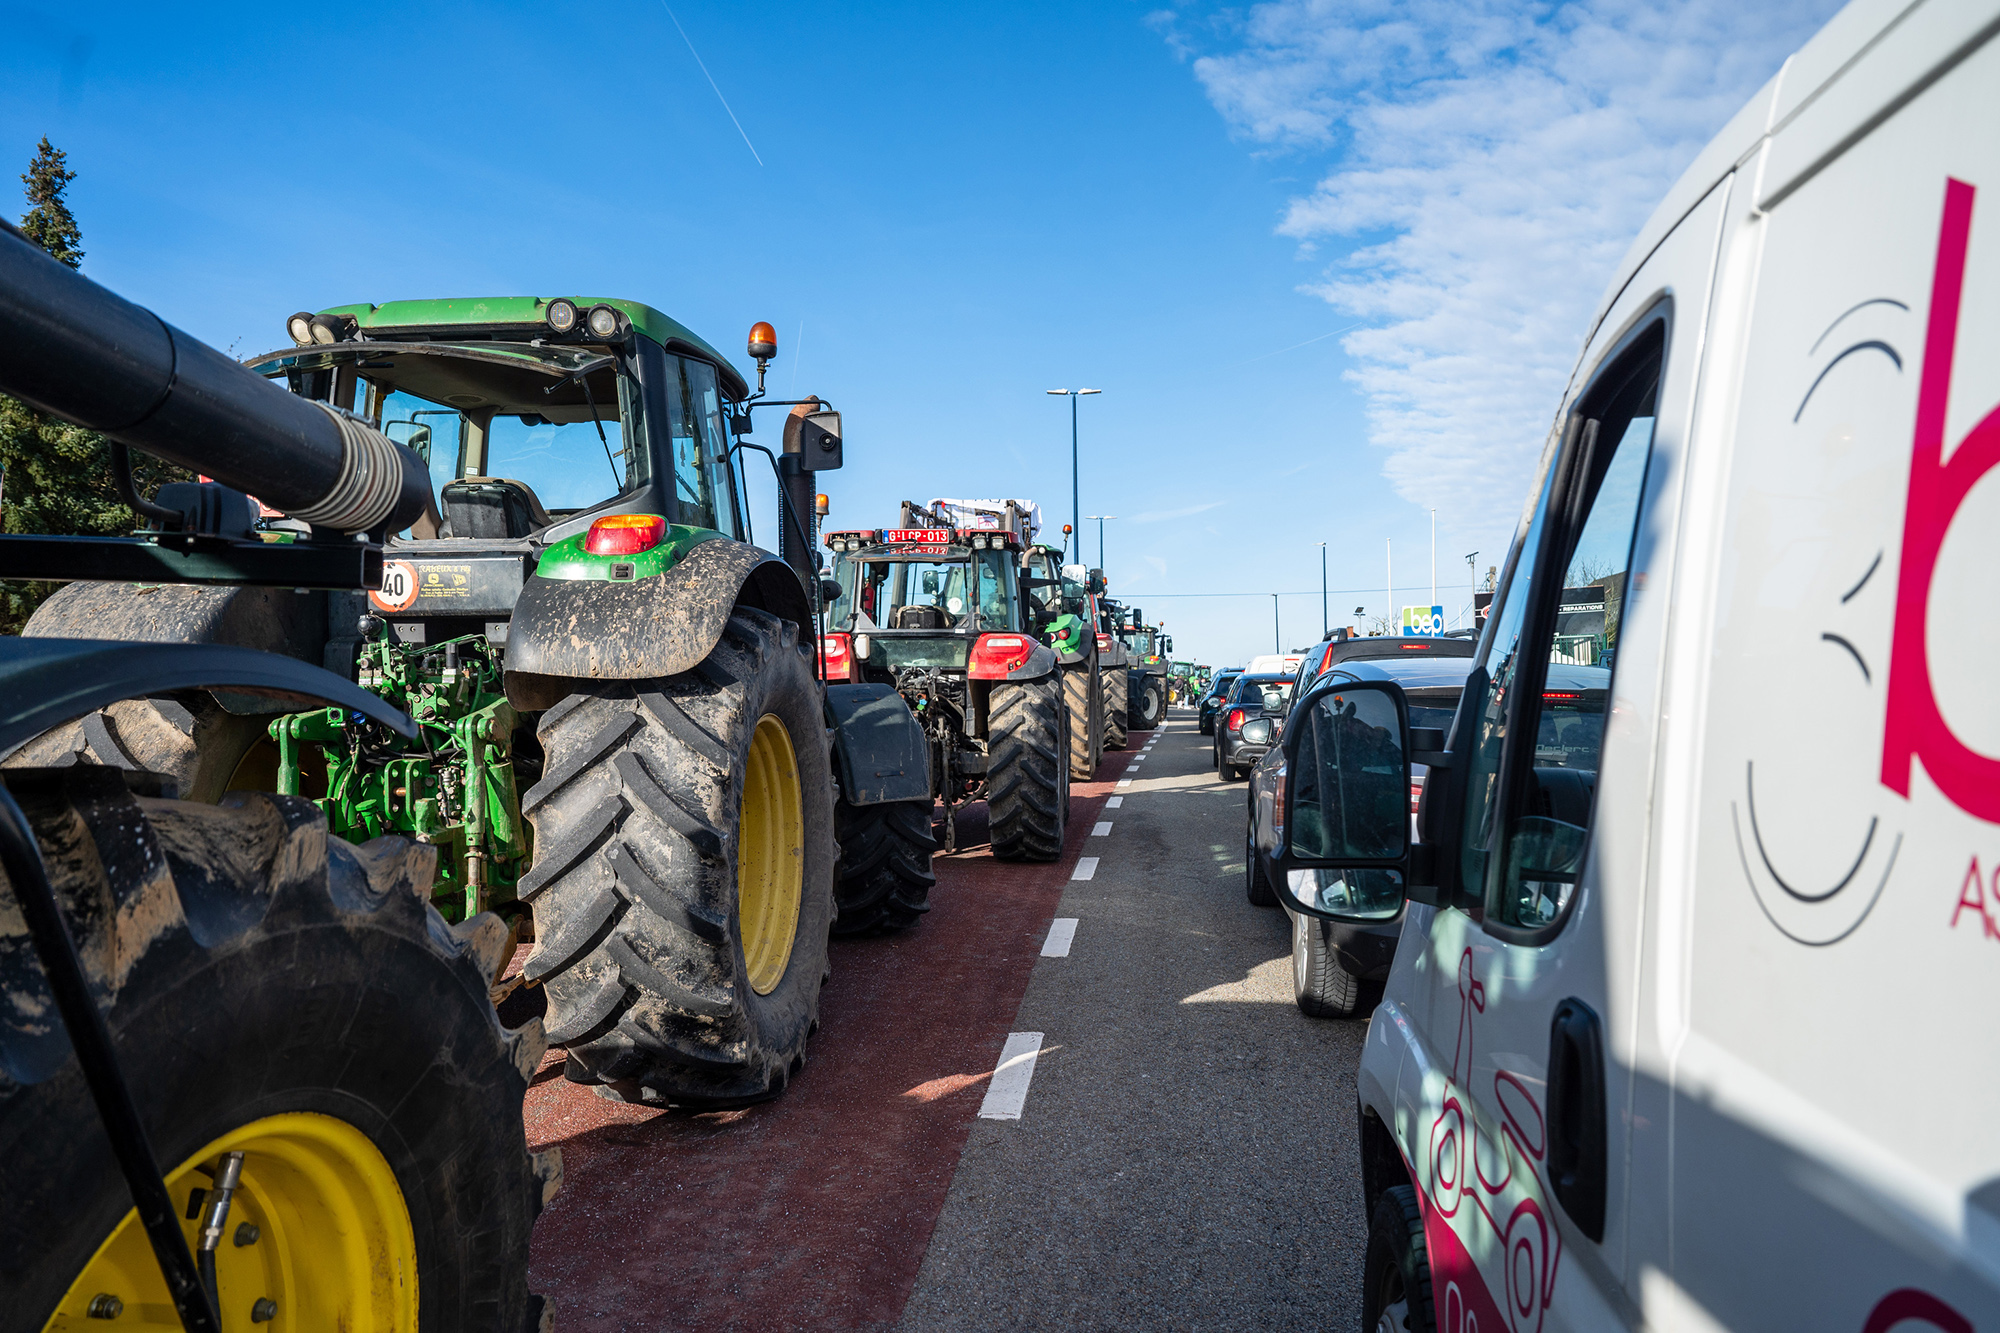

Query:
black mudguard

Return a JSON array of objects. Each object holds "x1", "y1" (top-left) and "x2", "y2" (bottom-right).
[
  {"x1": 504, "y1": 537, "x2": 812, "y2": 711},
  {"x1": 823, "y1": 683, "x2": 931, "y2": 806}
]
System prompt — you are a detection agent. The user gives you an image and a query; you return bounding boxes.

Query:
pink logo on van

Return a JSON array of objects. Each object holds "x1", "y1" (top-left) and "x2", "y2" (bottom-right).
[{"x1": 1882, "y1": 178, "x2": 2000, "y2": 822}]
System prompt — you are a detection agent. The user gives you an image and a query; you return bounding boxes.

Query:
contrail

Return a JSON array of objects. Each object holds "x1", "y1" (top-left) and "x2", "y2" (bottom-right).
[
  {"x1": 1218, "y1": 323, "x2": 1362, "y2": 370},
  {"x1": 661, "y1": 3, "x2": 763, "y2": 166}
]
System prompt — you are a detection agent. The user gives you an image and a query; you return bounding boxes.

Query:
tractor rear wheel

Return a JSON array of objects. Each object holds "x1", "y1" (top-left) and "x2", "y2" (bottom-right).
[
  {"x1": 987, "y1": 675, "x2": 1068, "y2": 861},
  {"x1": 1061, "y1": 660, "x2": 1101, "y2": 781},
  {"x1": 1103, "y1": 667, "x2": 1129, "y2": 751},
  {"x1": 4, "y1": 692, "x2": 270, "y2": 802},
  {"x1": 522, "y1": 607, "x2": 837, "y2": 1106},
  {"x1": 4, "y1": 769, "x2": 554, "y2": 1332},
  {"x1": 832, "y1": 798, "x2": 938, "y2": 935},
  {"x1": 1136, "y1": 677, "x2": 1166, "y2": 730}
]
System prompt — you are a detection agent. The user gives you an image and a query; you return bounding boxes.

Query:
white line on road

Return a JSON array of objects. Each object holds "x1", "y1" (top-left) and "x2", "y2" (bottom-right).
[
  {"x1": 1132, "y1": 755, "x2": 1147, "y2": 762},
  {"x1": 1105, "y1": 796, "x2": 1123, "y2": 808},
  {"x1": 1072, "y1": 857, "x2": 1099, "y2": 880},
  {"x1": 1041, "y1": 918, "x2": 1077, "y2": 957},
  {"x1": 1116, "y1": 778, "x2": 1131, "y2": 788},
  {"x1": 978, "y1": 1032, "x2": 1045, "y2": 1120},
  {"x1": 1091, "y1": 821, "x2": 1112, "y2": 836}
]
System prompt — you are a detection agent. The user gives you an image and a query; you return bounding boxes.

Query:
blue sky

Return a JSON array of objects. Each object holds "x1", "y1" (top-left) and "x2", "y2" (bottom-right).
[{"x1": 2, "y1": 0, "x2": 1839, "y2": 666}]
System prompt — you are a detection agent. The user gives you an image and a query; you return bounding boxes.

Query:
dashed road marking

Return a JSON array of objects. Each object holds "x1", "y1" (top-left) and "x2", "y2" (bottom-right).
[
  {"x1": 1091, "y1": 821, "x2": 1112, "y2": 836},
  {"x1": 1041, "y1": 918, "x2": 1078, "y2": 957},
  {"x1": 1132, "y1": 755, "x2": 1147, "y2": 762},
  {"x1": 1105, "y1": 796, "x2": 1123, "y2": 808},
  {"x1": 978, "y1": 1032, "x2": 1045, "y2": 1120},
  {"x1": 1116, "y1": 778, "x2": 1132, "y2": 788},
  {"x1": 1072, "y1": 857, "x2": 1099, "y2": 880}
]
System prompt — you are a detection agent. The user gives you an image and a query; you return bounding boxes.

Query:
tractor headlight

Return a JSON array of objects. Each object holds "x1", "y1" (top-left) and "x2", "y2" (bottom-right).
[
  {"x1": 587, "y1": 304, "x2": 622, "y2": 339},
  {"x1": 546, "y1": 299, "x2": 579, "y2": 334},
  {"x1": 853, "y1": 634, "x2": 872, "y2": 661},
  {"x1": 286, "y1": 311, "x2": 314, "y2": 346}
]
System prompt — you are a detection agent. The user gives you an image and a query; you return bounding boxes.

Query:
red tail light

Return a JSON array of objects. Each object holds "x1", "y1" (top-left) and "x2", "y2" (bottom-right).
[
  {"x1": 585, "y1": 513, "x2": 667, "y2": 555},
  {"x1": 1227, "y1": 708, "x2": 1245, "y2": 730},
  {"x1": 1096, "y1": 633, "x2": 1113, "y2": 651},
  {"x1": 819, "y1": 633, "x2": 854, "y2": 681},
  {"x1": 969, "y1": 633, "x2": 1034, "y2": 679},
  {"x1": 1410, "y1": 775, "x2": 1426, "y2": 814},
  {"x1": 1543, "y1": 691, "x2": 1582, "y2": 701}
]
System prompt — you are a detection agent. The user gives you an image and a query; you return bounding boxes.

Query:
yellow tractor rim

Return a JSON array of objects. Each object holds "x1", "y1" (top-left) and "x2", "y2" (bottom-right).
[
  {"x1": 738, "y1": 712, "x2": 804, "y2": 996},
  {"x1": 46, "y1": 1111, "x2": 416, "y2": 1332}
]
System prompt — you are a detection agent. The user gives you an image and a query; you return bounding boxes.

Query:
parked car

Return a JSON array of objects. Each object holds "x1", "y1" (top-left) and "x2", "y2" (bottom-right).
[
  {"x1": 1290, "y1": 633, "x2": 1476, "y2": 699},
  {"x1": 1259, "y1": 4, "x2": 2000, "y2": 1325},
  {"x1": 1246, "y1": 657, "x2": 1605, "y2": 1019},
  {"x1": 1213, "y1": 672, "x2": 1292, "y2": 780},
  {"x1": 1197, "y1": 669, "x2": 1241, "y2": 735}
]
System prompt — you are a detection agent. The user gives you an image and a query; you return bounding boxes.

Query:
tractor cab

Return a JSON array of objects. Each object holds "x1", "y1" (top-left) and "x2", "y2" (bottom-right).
[
  {"x1": 823, "y1": 521, "x2": 1024, "y2": 679},
  {"x1": 1021, "y1": 542, "x2": 1103, "y2": 659}
]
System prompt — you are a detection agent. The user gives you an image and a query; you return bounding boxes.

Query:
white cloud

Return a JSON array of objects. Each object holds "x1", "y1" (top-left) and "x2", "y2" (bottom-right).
[{"x1": 1160, "y1": 0, "x2": 1841, "y2": 549}]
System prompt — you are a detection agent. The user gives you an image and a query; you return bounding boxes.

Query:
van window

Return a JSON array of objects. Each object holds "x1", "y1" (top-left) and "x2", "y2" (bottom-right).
[{"x1": 1461, "y1": 326, "x2": 1662, "y2": 933}]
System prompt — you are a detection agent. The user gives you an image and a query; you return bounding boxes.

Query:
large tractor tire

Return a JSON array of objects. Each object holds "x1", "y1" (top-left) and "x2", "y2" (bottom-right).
[
  {"x1": 1103, "y1": 667, "x2": 1129, "y2": 751},
  {"x1": 521, "y1": 607, "x2": 837, "y2": 1107},
  {"x1": 1135, "y1": 676, "x2": 1167, "y2": 731},
  {"x1": 4, "y1": 691, "x2": 271, "y2": 802},
  {"x1": 987, "y1": 674, "x2": 1069, "y2": 862},
  {"x1": 832, "y1": 798, "x2": 938, "y2": 935},
  {"x1": 3, "y1": 767, "x2": 555, "y2": 1331},
  {"x1": 1061, "y1": 660, "x2": 1101, "y2": 781}
]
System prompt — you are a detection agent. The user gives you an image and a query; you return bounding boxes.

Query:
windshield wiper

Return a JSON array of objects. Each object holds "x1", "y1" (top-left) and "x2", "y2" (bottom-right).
[{"x1": 543, "y1": 356, "x2": 621, "y2": 489}]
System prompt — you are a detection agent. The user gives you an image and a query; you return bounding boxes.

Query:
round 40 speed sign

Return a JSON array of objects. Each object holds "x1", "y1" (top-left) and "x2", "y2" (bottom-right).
[{"x1": 371, "y1": 560, "x2": 420, "y2": 613}]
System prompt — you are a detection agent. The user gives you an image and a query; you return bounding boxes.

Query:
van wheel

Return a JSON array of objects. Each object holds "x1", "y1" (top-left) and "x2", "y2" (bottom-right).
[
  {"x1": 1244, "y1": 825, "x2": 1277, "y2": 907},
  {"x1": 523, "y1": 607, "x2": 836, "y2": 1107},
  {"x1": 1292, "y1": 910, "x2": 1363, "y2": 1017},
  {"x1": 1364, "y1": 1184, "x2": 1435, "y2": 1333}
]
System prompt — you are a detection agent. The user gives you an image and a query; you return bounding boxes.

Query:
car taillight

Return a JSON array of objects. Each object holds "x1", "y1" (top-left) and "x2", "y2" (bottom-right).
[
  {"x1": 1227, "y1": 708, "x2": 1245, "y2": 730},
  {"x1": 1410, "y1": 774, "x2": 1426, "y2": 814},
  {"x1": 585, "y1": 513, "x2": 667, "y2": 555},
  {"x1": 819, "y1": 633, "x2": 853, "y2": 681},
  {"x1": 969, "y1": 633, "x2": 1033, "y2": 678}
]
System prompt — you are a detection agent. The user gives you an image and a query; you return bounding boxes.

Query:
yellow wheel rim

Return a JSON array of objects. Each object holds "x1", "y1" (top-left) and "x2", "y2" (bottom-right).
[
  {"x1": 45, "y1": 1112, "x2": 416, "y2": 1332},
  {"x1": 738, "y1": 712, "x2": 804, "y2": 996}
]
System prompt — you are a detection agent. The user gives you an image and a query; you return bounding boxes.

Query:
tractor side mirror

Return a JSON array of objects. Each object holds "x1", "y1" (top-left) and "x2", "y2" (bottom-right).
[
  {"x1": 799, "y1": 410, "x2": 843, "y2": 471},
  {"x1": 1263, "y1": 677, "x2": 1412, "y2": 923},
  {"x1": 819, "y1": 577, "x2": 843, "y2": 605},
  {"x1": 922, "y1": 571, "x2": 940, "y2": 595},
  {"x1": 1087, "y1": 568, "x2": 1106, "y2": 594}
]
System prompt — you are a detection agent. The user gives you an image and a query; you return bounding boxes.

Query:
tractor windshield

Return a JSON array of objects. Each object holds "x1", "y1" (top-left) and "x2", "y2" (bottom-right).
[{"x1": 834, "y1": 549, "x2": 1016, "y2": 631}]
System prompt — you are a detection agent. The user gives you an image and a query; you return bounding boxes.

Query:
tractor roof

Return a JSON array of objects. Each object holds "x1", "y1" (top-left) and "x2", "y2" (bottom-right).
[{"x1": 313, "y1": 296, "x2": 747, "y2": 398}]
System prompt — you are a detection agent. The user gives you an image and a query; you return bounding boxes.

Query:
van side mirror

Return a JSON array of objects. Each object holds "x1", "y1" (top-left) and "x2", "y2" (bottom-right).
[
  {"x1": 799, "y1": 409, "x2": 843, "y2": 471},
  {"x1": 1264, "y1": 677, "x2": 1412, "y2": 923}
]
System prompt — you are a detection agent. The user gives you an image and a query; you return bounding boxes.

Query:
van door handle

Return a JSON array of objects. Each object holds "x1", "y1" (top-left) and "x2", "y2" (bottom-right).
[{"x1": 1547, "y1": 996, "x2": 1607, "y2": 1242}]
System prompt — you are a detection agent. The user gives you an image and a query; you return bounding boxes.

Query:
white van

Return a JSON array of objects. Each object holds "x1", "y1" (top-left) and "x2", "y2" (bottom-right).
[
  {"x1": 1256, "y1": 1, "x2": 2000, "y2": 1327},
  {"x1": 1245, "y1": 653, "x2": 1305, "y2": 676}
]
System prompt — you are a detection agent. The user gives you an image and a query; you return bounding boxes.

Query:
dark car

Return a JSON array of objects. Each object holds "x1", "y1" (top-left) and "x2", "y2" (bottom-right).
[
  {"x1": 1213, "y1": 672, "x2": 1293, "y2": 780},
  {"x1": 1197, "y1": 670, "x2": 1242, "y2": 736},
  {"x1": 1288, "y1": 631, "x2": 1476, "y2": 699},
  {"x1": 1245, "y1": 655, "x2": 1610, "y2": 1018}
]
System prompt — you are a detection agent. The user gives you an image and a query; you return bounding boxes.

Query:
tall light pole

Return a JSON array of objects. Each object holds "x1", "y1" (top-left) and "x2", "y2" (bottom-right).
[
  {"x1": 1465, "y1": 550, "x2": 1478, "y2": 631},
  {"x1": 1271, "y1": 593, "x2": 1280, "y2": 653},
  {"x1": 1430, "y1": 508, "x2": 1437, "y2": 611},
  {"x1": 1386, "y1": 538, "x2": 1393, "y2": 635},
  {"x1": 1084, "y1": 515, "x2": 1117, "y2": 570},
  {"x1": 1046, "y1": 388, "x2": 1101, "y2": 559},
  {"x1": 1314, "y1": 542, "x2": 1328, "y2": 637}
]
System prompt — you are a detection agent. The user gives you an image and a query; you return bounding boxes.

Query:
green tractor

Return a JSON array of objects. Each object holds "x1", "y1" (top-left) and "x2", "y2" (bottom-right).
[
  {"x1": 1102, "y1": 600, "x2": 1170, "y2": 731},
  {"x1": 823, "y1": 499, "x2": 1099, "y2": 862},
  {"x1": 12, "y1": 295, "x2": 935, "y2": 1111},
  {"x1": 1015, "y1": 538, "x2": 1109, "y2": 778}
]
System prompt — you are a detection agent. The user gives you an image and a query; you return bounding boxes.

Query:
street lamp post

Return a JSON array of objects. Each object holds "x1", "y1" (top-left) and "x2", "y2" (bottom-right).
[
  {"x1": 1314, "y1": 542, "x2": 1327, "y2": 637},
  {"x1": 1046, "y1": 388, "x2": 1101, "y2": 559},
  {"x1": 1271, "y1": 592, "x2": 1280, "y2": 654},
  {"x1": 1084, "y1": 515, "x2": 1117, "y2": 570}
]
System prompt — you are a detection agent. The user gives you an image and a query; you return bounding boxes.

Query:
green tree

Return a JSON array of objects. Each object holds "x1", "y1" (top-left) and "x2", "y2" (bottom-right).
[{"x1": 1, "y1": 138, "x2": 187, "y2": 634}]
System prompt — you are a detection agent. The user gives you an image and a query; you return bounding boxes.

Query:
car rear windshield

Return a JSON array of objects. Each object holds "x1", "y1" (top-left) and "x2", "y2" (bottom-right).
[
  {"x1": 1534, "y1": 688, "x2": 1607, "y2": 770},
  {"x1": 1232, "y1": 676, "x2": 1293, "y2": 711},
  {"x1": 1404, "y1": 686, "x2": 1464, "y2": 734}
]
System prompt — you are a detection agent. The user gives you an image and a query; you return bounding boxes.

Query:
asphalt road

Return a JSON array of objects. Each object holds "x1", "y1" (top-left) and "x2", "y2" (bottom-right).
[
  {"x1": 515, "y1": 707, "x2": 1370, "y2": 1331},
  {"x1": 898, "y1": 712, "x2": 1370, "y2": 1333}
]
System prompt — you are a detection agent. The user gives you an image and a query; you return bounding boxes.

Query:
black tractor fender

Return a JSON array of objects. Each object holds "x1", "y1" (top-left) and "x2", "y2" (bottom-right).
[
  {"x1": 822, "y1": 683, "x2": 931, "y2": 806},
  {"x1": 504, "y1": 537, "x2": 812, "y2": 712}
]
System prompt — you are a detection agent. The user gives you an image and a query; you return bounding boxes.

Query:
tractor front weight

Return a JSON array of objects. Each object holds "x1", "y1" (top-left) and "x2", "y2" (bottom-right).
[{"x1": 271, "y1": 629, "x2": 529, "y2": 924}]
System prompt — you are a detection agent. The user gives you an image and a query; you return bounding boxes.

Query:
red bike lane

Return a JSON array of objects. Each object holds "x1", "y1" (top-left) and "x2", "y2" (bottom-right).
[{"x1": 520, "y1": 745, "x2": 1138, "y2": 1332}]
